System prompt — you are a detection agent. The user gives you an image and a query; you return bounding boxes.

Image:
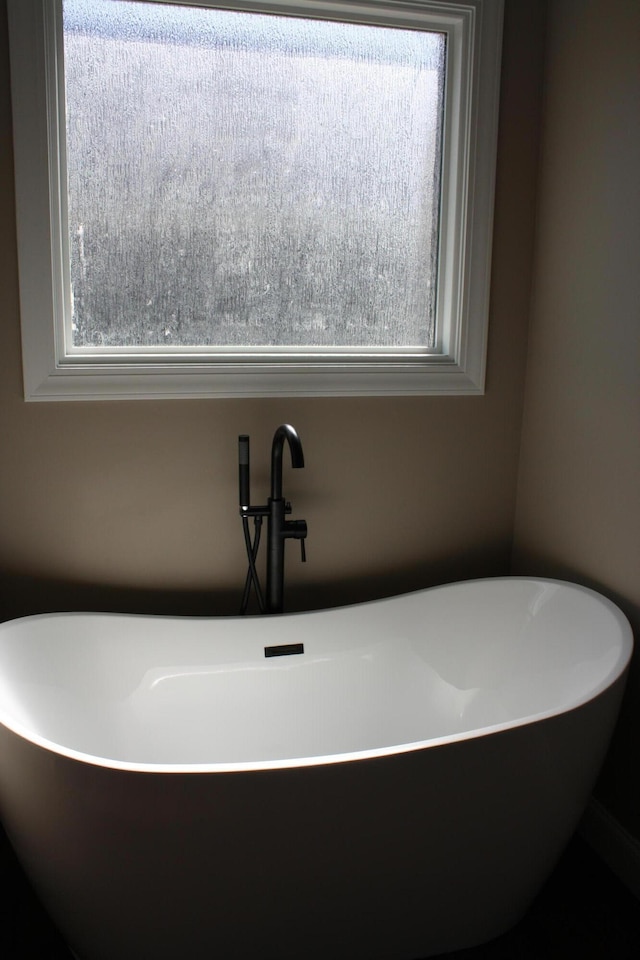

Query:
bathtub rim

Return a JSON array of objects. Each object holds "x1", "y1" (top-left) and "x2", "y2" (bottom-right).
[{"x1": 0, "y1": 576, "x2": 633, "y2": 775}]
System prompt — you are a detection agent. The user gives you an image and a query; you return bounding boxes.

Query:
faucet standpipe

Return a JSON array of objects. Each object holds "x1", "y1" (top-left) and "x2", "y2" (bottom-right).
[{"x1": 238, "y1": 425, "x2": 307, "y2": 615}]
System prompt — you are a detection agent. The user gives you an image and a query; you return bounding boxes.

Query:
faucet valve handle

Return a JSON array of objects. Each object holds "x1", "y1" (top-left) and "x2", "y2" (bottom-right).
[{"x1": 285, "y1": 518, "x2": 307, "y2": 564}]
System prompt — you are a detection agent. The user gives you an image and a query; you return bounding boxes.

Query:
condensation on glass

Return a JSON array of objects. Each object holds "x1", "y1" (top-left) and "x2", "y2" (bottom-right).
[{"x1": 63, "y1": 0, "x2": 446, "y2": 350}]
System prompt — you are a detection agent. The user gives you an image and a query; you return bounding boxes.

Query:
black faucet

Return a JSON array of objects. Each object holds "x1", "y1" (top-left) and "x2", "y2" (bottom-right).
[
  {"x1": 238, "y1": 425, "x2": 307, "y2": 614},
  {"x1": 266, "y1": 425, "x2": 307, "y2": 613}
]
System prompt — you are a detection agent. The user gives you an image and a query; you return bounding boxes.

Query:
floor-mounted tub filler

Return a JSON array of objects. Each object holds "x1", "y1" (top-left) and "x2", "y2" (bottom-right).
[{"x1": 0, "y1": 578, "x2": 632, "y2": 960}]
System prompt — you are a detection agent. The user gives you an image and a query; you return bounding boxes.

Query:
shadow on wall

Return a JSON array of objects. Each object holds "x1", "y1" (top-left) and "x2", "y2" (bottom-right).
[{"x1": 0, "y1": 542, "x2": 509, "y2": 622}]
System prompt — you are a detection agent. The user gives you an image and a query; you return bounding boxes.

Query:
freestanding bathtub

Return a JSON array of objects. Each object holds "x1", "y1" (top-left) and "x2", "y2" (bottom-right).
[{"x1": 0, "y1": 577, "x2": 632, "y2": 960}]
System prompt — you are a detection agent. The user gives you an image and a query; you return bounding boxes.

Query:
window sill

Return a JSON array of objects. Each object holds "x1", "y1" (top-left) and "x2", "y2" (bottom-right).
[{"x1": 25, "y1": 356, "x2": 486, "y2": 400}]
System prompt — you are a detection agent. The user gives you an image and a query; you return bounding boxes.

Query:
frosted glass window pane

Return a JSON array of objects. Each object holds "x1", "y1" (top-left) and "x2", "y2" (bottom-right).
[{"x1": 63, "y1": 0, "x2": 446, "y2": 349}]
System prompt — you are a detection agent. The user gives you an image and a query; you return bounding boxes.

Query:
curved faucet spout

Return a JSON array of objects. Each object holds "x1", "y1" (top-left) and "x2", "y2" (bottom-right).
[{"x1": 270, "y1": 424, "x2": 304, "y2": 500}]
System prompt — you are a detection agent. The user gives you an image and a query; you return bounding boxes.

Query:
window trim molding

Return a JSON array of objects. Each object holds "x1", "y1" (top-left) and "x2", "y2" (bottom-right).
[{"x1": 8, "y1": 0, "x2": 504, "y2": 400}]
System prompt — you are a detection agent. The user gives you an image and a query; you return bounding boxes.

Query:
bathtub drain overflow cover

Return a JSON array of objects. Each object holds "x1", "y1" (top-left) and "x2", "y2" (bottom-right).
[{"x1": 264, "y1": 643, "x2": 305, "y2": 657}]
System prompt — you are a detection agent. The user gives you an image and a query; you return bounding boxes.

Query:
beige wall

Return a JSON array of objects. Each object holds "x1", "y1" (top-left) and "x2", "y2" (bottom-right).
[
  {"x1": 0, "y1": 1, "x2": 544, "y2": 620},
  {"x1": 512, "y1": 0, "x2": 640, "y2": 838}
]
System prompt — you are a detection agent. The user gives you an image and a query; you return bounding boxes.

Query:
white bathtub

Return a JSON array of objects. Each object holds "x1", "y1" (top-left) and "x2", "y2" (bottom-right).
[{"x1": 0, "y1": 577, "x2": 633, "y2": 960}]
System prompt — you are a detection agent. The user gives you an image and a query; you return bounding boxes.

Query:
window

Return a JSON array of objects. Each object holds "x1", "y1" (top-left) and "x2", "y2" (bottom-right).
[{"x1": 8, "y1": 0, "x2": 504, "y2": 400}]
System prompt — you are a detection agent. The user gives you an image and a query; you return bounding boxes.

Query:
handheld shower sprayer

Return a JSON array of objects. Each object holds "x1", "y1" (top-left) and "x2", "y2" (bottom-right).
[
  {"x1": 238, "y1": 435, "x2": 250, "y2": 510},
  {"x1": 238, "y1": 434, "x2": 265, "y2": 614}
]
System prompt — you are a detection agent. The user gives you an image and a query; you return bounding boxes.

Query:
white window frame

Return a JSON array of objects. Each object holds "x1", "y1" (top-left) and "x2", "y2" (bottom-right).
[{"x1": 8, "y1": 0, "x2": 504, "y2": 401}]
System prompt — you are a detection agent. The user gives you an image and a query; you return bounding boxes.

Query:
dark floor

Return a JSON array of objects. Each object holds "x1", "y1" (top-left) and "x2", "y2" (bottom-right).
[{"x1": 1, "y1": 828, "x2": 639, "y2": 959}]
